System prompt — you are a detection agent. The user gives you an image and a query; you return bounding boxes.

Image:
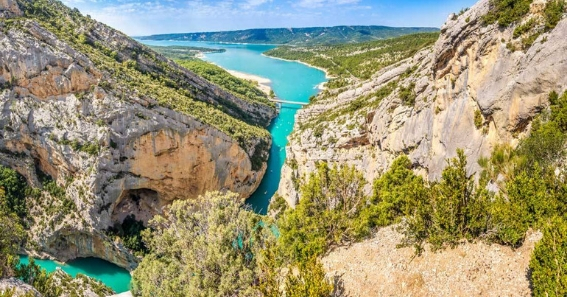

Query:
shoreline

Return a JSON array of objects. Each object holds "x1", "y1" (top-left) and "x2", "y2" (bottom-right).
[
  {"x1": 226, "y1": 69, "x2": 272, "y2": 95},
  {"x1": 200, "y1": 59, "x2": 273, "y2": 95},
  {"x1": 260, "y1": 54, "x2": 332, "y2": 90},
  {"x1": 260, "y1": 53, "x2": 333, "y2": 79}
]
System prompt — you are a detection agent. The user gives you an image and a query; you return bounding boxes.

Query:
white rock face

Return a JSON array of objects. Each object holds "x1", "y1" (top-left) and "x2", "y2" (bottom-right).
[
  {"x1": 0, "y1": 278, "x2": 42, "y2": 297},
  {"x1": 0, "y1": 1, "x2": 275, "y2": 269},
  {"x1": 279, "y1": 0, "x2": 567, "y2": 206}
]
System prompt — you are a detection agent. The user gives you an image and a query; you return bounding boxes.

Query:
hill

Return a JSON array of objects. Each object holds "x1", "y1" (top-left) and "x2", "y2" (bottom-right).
[
  {"x1": 137, "y1": 25, "x2": 439, "y2": 46},
  {"x1": 265, "y1": 32, "x2": 439, "y2": 88}
]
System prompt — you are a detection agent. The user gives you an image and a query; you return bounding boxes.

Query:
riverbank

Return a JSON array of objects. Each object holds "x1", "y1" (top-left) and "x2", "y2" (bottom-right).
[{"x1": 226, "y1": 69, "x2": 272, "y2": 95}]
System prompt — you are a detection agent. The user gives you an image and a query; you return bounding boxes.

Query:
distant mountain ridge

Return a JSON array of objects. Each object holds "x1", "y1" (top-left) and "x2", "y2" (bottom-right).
[{"x1": 137, "y1": 25, "x2": 439, "y2": 46}]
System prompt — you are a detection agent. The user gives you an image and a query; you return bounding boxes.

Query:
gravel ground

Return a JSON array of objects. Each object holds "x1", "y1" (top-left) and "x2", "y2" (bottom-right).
[{"x1": 323, "y1": 226, "x2": 542, "y2": 297}]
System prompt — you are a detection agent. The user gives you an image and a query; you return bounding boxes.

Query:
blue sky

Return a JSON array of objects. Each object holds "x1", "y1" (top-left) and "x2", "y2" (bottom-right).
[{"x1": 63, "y1": 0, "x2": 479, "y2": 36}]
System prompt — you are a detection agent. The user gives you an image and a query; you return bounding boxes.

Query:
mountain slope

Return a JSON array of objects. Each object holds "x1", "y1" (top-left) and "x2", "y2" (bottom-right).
[
  {"x1": 275, "y1": 0, "x2": 567, "y2": 294},
  {"x1": 0, "y1": 0, "x2": 275, "y2": 269},
  {"x1": 138, "y1": 25, "x2": 439, "y2": 46},
  {"x1": 278, "y1": 0, "x2": 567, "y2": 206}
]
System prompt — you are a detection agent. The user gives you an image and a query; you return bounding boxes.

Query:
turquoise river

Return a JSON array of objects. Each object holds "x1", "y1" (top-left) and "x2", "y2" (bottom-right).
[{"x1": 20, "y1": 41, "x2": 326, "y2": 293}]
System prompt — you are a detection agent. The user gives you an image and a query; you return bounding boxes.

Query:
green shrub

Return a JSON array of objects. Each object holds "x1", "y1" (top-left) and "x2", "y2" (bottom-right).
[
  {"x1": 106, "y1": 214, "x2": 147, "y2": 255},
  {"x1": 357, "y1": 156, "x2": 427, "y2": 234},
  {"x1": 0, "y1": 165, "x2": 29, "y2": 218},
  {"x1": 131, "y1": 192, "x2": 276, "y2": 297},
  {"x1": 15, "y1": 258, "x2": 62, "y2": 297},
  {"x1": 483, "y1": 0, "x2": 533, "y2": 27},
  {"x1": 474, "y1": 109, "x2": 483, "y2": 129},
  {"x1": 544, "y1": 0, "x2": 566, "y2": 31},
  {"x1": 399, "y1": 83, "x2": 417, "y2": 106},
  {"x1": 277, "y1": 162, "x2": 367, "y2": 262},
  {"x1": 530, "y1": 216, "x2": 567, "y2": 296},
  {"x1": 0, "y1": 210, "x2": 25, "y2": 278},
  {"x1": 513, "y1": 18, "x2": 536, "y2": 38}
]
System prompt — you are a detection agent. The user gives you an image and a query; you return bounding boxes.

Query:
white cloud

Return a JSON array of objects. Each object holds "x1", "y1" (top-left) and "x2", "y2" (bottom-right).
[
  {"x1": 240, "y1": 0, "x2": 272, "y2": 9},
  {"x1": 295, "y1": 0, "x2": 360, "y2": 9}
]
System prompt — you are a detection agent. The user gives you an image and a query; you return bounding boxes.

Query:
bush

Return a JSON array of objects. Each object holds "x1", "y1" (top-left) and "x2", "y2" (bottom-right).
[
  {"x1": 357, "y1": 156, "x2": 427, "y2": 235},
  {"x1": 0, "y1": 210, "x2": 25, "y2": 278},
  {"x1": 399, "y1": 83, "x2": 417, "y2": 106},
  {"x1": 107, "y1": 214, "x2": 147, "y2": 255},
  {"x1": 0, "y1": 165, "x2": 29, "y2": 218},
  {"x1": 277, "y1": 162, "x2": 367, "y2": 262},
  {"x1": 483, "y1": 0, "x2": 533, "y2": 27},
  {"x1": 544, "y1": 0, "x2": 566, "y2": 31},
  {"x1": 530, "y1": 216, "x2": 567, "y2": 296},
  {"x1": 474, "y1": 109, "x2": 483, "y2": 129},
  {"x1": 401, "y1": 150, "x2": 493, "y2": 252}
]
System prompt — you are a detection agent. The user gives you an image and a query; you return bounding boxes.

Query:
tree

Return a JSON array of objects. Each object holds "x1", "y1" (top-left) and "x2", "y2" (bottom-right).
[
  {"x1": 277, "y1": 162, "x2": 367, "y2": 262},
  {"x1": 0, "y1": 166, "x2": 28, "y2": 218},
  {"x1": 0, "y1": 196, "x2": 26, "y2": 278},
  {"x1": 131, "y1": 192, "x2": 276, "y2": 297}
]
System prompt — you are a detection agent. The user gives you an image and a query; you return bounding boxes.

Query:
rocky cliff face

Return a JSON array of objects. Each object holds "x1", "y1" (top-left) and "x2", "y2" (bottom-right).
[
  {"x1": 0, "y1": 0, "x2": 275, "y2": 269},
  {"x1": 279, "y1": 0, "x2": 567, "y2": 206}
]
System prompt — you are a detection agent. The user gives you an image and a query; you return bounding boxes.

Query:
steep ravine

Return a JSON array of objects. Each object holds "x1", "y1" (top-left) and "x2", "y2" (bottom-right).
[{"x1": 0, "y1": 0, "x2": 275, "y2": 270}]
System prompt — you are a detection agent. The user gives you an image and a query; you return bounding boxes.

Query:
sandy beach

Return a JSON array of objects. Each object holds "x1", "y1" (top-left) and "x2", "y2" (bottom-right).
[{"x1": 226, "y1": 70, "x2": 272, "y2": 95}]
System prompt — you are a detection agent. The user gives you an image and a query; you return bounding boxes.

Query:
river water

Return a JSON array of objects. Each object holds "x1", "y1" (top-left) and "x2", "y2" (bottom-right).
[
  {"x1": 20, "y1": 41, "x2": 326, "y2": 293},
  {"x1": 19, "y1": 256, "x2": 131, "y2": 293}
]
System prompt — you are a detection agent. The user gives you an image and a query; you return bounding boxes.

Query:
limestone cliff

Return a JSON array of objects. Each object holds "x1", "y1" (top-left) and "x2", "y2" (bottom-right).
[
  {"x1": 0, "y1": 0, "x2": 275, "y2": 269},
  {"x1": 279, "y1": 0, "x2": 567, "y2": 206}
]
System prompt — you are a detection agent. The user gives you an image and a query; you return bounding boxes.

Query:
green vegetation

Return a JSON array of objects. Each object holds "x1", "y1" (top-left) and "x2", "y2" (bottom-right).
[
  {"x1": 474, "y1": 109, "x2": 483, "y2": 129},
  {"x1": 277, "y1": 163, "x2": 367, "y2": 262},
  {"x1": 530, "y1": 217, "x2": 567, "y2": 296},
  {"x1": 132, "y1": 192, "x2": 277, "y2": 296},
  {"x1": 296, "y1": 80, "x2": 396, "y2": 136},
  {"x1": 544, "y1": 0, "x2": 566, "y2": 30},
  {"x1": 0, "y1": 208, "x2": 25, "y2": 278},
  {"x1": 106, "y1": 215, "x2": 148, "y2": 256},
  {"x1": 138, "y1": 26, "x2": 439, "y2": 46},
  {"x1": 482, "y1": 0, "x2": 533, "y2": 27},
  {"x1": 12, "y1": 259, "x2": 114, "y2": 297},
  {"x1": 10, "y1": 0, "x2": 273, "y2": 152},
  {"x1": 399, "y1": 82, "x2": 417, "y2": 106},
  {"x1": 0, "y1": 165, "x2": 110, "y2": 296},
  {"x1": 265, "y1": 33, "x2": 439, "y2": 84},
  {"x1": 0, "y1": 166, "x2": 29, "y2": 218},
  {"x1": 148, "y1": 45, "x2": 225, "y2": 60},
  {"x1": 484, "y1": 0, "x2": 566, "y2": 50},
  {"x1": 131, "y1": 91, "x2": 567, "y2": 296},
  {"x1": 176, "y1": 59, "x2": 273, "y2": 107}
]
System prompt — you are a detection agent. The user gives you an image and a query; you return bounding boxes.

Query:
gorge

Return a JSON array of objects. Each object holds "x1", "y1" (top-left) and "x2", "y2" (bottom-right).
[{"x1": 1, "y1": 0, "x2": 567, "y2": 296}]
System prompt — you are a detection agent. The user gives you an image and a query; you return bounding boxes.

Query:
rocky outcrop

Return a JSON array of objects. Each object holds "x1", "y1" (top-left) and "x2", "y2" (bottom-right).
[
  {"x1": 0, "y1": 278, "x2": 42, "y2": 297},
  {"x1": 0, "y1": 0, "x2": 275, "y2": 269},
  {"x1": 0, "y1": 0, "x2": 21, "y2": 18},
  {"x1": 279, "y1": 0, "x2": 567, "y2": 206}
]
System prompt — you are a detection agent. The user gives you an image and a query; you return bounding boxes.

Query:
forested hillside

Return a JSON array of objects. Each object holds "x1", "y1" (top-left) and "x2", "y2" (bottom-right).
[
  {"x1": 265, "y1": 33, "x2": 439, "y2": 89},
  {"x1": 138, "y1": 26, "x2": 439, "y2": 46}
]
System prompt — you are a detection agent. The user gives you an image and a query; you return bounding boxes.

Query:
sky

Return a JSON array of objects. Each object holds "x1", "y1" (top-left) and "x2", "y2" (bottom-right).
[{"x1": 62, "y1": 0, "x2": 479, "y2": 36}]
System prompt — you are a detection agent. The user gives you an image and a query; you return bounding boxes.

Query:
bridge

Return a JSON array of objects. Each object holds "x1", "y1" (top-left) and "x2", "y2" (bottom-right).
[{"x1": 269, "y1": 98, "x2": 308, "y2": 106}]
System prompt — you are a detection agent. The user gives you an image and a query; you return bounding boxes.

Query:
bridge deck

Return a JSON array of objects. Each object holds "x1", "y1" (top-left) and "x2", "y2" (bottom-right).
[{"x1": 270, "y1": 99, "x2": 308, "y2": 106}]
